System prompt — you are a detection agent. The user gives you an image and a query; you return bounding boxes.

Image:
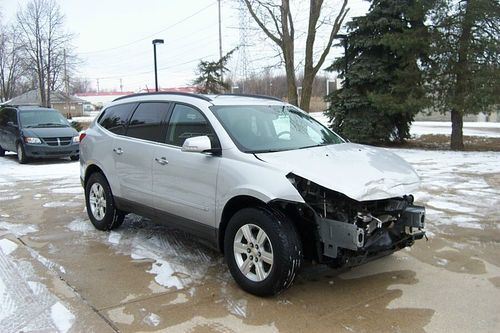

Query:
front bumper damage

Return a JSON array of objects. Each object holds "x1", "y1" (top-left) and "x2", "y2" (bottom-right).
[
  {"x1": 285, "y1": 173, "x2": 426, "y2": 267},
  {"x1": 318, "y1": 205, "x2": 425, "y2": 267}
]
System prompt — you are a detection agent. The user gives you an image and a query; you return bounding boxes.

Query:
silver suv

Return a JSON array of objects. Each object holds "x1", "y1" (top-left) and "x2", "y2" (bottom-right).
[{"x1": 80, "y1": 92, "x2": 425, "y2": 296}]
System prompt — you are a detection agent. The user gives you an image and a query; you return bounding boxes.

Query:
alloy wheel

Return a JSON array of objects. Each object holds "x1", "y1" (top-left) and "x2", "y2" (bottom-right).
[{"x1": 233, "y1": 223, "x2": 274, "y2": 282}]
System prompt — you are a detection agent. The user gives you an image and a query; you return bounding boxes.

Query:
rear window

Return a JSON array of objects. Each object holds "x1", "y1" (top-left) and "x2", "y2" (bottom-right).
[{"x1": 98, "y1": 103, "x2": 136, "y2": 135}]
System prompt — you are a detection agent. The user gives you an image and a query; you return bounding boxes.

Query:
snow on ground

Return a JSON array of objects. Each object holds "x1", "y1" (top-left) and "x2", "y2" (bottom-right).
[
  {"x1": 309, "y1": 112, "x2": 500, "y2": 138},
  {"x1": 0, "y1": 153, "x2": 79, "y2": 185}
]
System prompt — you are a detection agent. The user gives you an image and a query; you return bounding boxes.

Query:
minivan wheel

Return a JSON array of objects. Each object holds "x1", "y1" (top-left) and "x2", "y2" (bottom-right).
[
  {"x1": 224, "y1": 207, "x2": 302, "y2": 296},
  {"x1": 85, "y1": 172, "x2": 125, "y2": 230},
  {"x1": 16, "y1": 143, "x2": 28, "y2": 164},
  {"x1": 0, "y1": 145, "x2": 5, "y2": 157}
]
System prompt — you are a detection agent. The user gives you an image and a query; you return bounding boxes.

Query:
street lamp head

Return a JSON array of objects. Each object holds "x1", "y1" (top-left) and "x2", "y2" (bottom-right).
[
  {"x1": 334, "y1": 34, "x2": 348, "y2": 40},
  {"x1": 152, "y1": 39, "x2": 164, "y2": 45}
]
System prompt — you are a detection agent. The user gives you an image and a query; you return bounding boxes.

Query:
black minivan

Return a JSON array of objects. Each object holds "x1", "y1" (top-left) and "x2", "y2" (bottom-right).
[{"x1": 0, "y1": 105, "x2": 80, "y2": 164}]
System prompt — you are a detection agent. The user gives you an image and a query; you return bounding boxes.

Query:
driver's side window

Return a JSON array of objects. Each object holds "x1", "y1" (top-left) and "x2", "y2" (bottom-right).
[{"x1": 166, "y1": 104, "x2": 219, "y2": 148}]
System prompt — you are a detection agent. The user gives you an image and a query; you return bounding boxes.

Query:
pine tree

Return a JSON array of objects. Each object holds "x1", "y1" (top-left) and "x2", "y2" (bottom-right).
[
  {"x1": 325, "y1": 0, "x2": 430, "y2": 144},
  {"x1": 193, "y1": 49, "x2": 236, "y2": 94},
  {"x1": 428, "y1": 0, "x2": 499, "y2": 150}
]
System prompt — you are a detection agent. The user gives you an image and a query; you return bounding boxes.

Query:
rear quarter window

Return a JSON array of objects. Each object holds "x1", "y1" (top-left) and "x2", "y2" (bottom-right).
[{"x1": 98, "y1": 103, "x2": 136, "y2": 135}]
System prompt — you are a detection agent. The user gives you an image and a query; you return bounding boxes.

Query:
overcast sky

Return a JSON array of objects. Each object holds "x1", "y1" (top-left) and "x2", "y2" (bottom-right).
[{"x1": 1, "y1": 0, "x2": 368, "y2": 92}]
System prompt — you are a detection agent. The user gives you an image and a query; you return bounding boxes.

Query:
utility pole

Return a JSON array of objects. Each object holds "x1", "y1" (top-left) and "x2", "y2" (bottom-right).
[
  {"x1": 96, "y1": 79, "x2": 100, "y2": 93},
  {"x1": 63, "y1": 49, "x2": 70, "y2": 118},
  {"x1": 120, "y1": 78, "x2": 123, "y2": 92},
  {"x1": 218, "y1": 0, "x2": 223, "y2": 87}
]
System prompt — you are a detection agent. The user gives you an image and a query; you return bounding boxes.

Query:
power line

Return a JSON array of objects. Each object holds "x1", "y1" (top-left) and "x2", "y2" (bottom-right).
[{"x1": 79, "y1": 2, "x2": 217, "y2": 55}]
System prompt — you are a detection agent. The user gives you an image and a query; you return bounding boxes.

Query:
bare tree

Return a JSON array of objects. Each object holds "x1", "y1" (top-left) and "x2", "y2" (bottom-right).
[
  {"x1": 243, "y1": 0, "x2": 348, "y2": 111},
  {"x1": 16, "y1": 0, "x2": 73, "y2": 107},
  {"x1": 0, "y1": 26, "x2": 24, "y2": 102}
]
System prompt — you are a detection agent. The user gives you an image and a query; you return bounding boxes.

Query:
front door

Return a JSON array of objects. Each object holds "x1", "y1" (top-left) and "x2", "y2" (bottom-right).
[{"x1": 153, "y1": 103, "x2": 221, "y2": 229}]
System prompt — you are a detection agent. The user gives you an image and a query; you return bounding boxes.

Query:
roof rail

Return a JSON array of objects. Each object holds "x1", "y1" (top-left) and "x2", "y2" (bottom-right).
[
  {"x1": 214, "y1": 93, "x2": 283, "y2": 102},
  {"x1": 112, "y1": 91, "x2": 212, "y2": 102}
]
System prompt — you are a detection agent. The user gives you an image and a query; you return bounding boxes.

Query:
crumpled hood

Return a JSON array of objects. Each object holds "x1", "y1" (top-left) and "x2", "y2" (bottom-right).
[{"x1": 255, "y1": 143, "x2": 420, "y2": 201}]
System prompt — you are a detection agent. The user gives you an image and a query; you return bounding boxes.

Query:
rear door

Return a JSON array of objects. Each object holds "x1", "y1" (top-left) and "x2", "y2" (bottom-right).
[
  {"x1": 152, "y1": 103, "x2": 221, "y2": 230},
  {"x1": 113, "y1": 102, "x2": 171, "y2": 207}
]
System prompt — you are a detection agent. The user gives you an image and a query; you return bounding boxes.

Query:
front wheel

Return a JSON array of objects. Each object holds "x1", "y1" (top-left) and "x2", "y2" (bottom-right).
[
  {"x1": 0, "y1": 145, "x2": 5, "y2": 157},
  {"x1": 224, "y1": 207, "x2": 302, "y2": 296},
  {"x1": 85, "y1": 172, "x2": 124, "y2": 230},
  {"x1": 17, "y1": 142, "x2": 28, "y2": 164}
]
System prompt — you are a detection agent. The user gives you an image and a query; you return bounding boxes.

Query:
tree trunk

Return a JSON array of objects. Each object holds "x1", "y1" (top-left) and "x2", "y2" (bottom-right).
[
  {"x1": 300, "y1": 73, "x2": 314, "y2": 112},
  {"x1": 450, "y1": 109, "x2": 464, "y2": 150}
]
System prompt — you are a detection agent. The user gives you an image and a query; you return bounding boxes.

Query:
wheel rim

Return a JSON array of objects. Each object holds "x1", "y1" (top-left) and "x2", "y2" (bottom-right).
[
  {"x1": 89, "y1": 183, "x2": 106, "y2": 221},
  {"x1": 233, "y1": 224, "x2": 274, "y2": 282}
]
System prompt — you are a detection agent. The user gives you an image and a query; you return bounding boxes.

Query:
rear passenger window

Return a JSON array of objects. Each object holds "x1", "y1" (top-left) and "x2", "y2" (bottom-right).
[
  {"x1": 98, "y1": 103, "x2": 135, "y2": 135},
  {"x1": 166, "y1": 104, "x2": 218, "y2": 147},
  {"x1": 126, "y1": 102, "x2": 170, "y2": 142}
]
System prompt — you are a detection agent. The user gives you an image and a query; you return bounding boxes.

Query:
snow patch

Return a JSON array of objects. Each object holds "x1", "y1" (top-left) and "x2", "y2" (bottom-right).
[
  {"x1": 0, "y1": 239, "x2": 18, "y2": 255},
  {"x1": 43, "y1": 201, "x2": 80, "y2": 208},
  {"x1": 143, "y1": 312, "x2": 161, "y2": 327},
  {"x1": 66, "y1": 219, "x2": 94, "y2": 233},
  {"x1": 0, "y1": 195, "x2": 21, "y2": 201},
  {"x1": 51, "y1": 187, "x2": 82, "y2": 194},
  {"x1": 426, "y1": 200, "x2": 476, "y2": 214},
  {"x1": 50, "y1": 302, "x2": 75, "y2": 333},
  {"x1": 0, "y1": 221, "x2": 38, "y2": 237},
  {"x1": 108, "y1": 232, "x2": 122, "y2": 245}
]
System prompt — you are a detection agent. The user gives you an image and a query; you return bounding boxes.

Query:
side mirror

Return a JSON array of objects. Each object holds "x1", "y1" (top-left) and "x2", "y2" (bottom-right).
[
  {"x1": 181, "y1": 136, "x2": 212, "y2": 153},
  {"x1": 7, "y1": 121, "x2": 18, "y2": 128}
]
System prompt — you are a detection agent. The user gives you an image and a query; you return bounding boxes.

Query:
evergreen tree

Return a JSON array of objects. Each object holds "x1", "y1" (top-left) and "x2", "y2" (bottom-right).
[
  {"x1": 193, "y1": 49, "x2": 236, "y2": 94},
  {"x1": 428, "y1": 0, "x2": 499, "y2": 150},
  {"x1": 325, "y1": 0, "x2": 430, "y2": 144}
]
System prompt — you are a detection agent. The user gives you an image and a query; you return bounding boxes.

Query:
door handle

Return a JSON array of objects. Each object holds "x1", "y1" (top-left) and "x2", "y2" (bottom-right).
[
  {"x1": 113, "y1": 147, "x2": 123, "y2": 155},
  {"x1": 155, "y1": 157, "x2": 168, "y2": 165}
]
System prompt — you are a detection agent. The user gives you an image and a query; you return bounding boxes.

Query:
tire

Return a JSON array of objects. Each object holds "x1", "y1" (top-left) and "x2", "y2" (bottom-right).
[
  {"x1": 85, "y1": 172, "x2": 125, "y2": 230},
  {"x1": 0, "y1": 145, "x2": 5, "y2": 157},
  {"x1": 224, "y1": 207, "x2": 302, "y2": 296},
  {"x1": 70, "y1": 155, "x2": 79, "y2": 161},
  {"x1": 16, "y1": 142, "x2": 28, "y2": 164}
]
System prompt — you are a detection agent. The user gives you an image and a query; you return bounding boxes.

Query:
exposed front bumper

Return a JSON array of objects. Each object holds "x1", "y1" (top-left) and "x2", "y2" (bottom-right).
[
  {"x1": 24, "y1": 143, "x2": 80, "y2": 158},
  {"x1": 318, "y1": 205, "x2": 426, "y2": 263}
]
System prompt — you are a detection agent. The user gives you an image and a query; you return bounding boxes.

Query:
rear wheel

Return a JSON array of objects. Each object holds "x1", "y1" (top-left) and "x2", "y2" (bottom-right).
[
  {"x1": 85, "y1": 172, "x2": 124, "y2": 230},
  {"x1": 16, "y1": 142, "x2": 28, "y2": 164},
  {"x1": 0, "y1": 145, "x2": 5, "y2": 157},
  {"x1": 70, "y1": 155, "x2": 79, "y2": 161},
  {"x1": 224, "y1": 207, "x2": 302, "y2": 296}
]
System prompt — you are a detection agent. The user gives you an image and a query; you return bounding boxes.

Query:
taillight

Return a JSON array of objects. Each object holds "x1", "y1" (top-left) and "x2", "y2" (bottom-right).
[{"x1": 79, "y1": 132, "x2": 87, "y2": 142}]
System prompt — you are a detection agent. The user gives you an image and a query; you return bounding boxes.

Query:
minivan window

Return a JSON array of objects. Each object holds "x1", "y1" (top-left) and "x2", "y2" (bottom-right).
[
  {"x1": 99, "y1": 103, "x2": 136, "y2": 135},
  {"x1": 126, "y1": 102, "x2": 170, "y2": 142},
  {"x1": 19, "y1": 110, "x2": 68, "y2": 128},
  {"x1": 166, "y1": 104, "x2": 218, "y2": 147}
]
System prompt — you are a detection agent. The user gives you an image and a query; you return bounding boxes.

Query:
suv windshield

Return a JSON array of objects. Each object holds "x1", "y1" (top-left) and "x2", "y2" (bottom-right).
[
  {"x1": 211, "y1": 105, "x2": 344, "y2": 153},
  {"x1": 19, "y1": 110, "x2": 70, "y2": 128}
]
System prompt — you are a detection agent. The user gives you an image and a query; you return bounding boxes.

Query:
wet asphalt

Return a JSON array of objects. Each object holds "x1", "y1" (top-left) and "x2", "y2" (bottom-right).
[{"x1": 0, "y1": 151, "x2": 499, "y2": 332}]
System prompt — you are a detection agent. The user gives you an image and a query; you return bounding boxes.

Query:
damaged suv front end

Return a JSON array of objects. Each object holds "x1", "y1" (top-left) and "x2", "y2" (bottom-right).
[{"x1": 286, "y1": 173, "x2": 425, "y2": 267}]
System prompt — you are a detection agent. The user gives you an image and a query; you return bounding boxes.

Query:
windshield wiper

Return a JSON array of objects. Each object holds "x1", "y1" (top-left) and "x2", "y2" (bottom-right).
[
  {"x1": 36, "y1": 123, "x2": 67, "y2": 127},
  {"x1": 297, "y1": 144, "x2": 328, "y2": 150}
]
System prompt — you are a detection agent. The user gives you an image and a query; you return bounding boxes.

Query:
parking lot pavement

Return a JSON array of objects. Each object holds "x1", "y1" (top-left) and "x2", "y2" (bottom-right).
[{"x1": 1, "y1": 150, "x2": 500, "y2": 332}]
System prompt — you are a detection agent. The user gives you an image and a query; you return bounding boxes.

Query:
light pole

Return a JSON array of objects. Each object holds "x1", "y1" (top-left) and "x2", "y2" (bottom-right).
[{"x1": 152, "y1": 39, "x2": 164, "y2": 92}]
